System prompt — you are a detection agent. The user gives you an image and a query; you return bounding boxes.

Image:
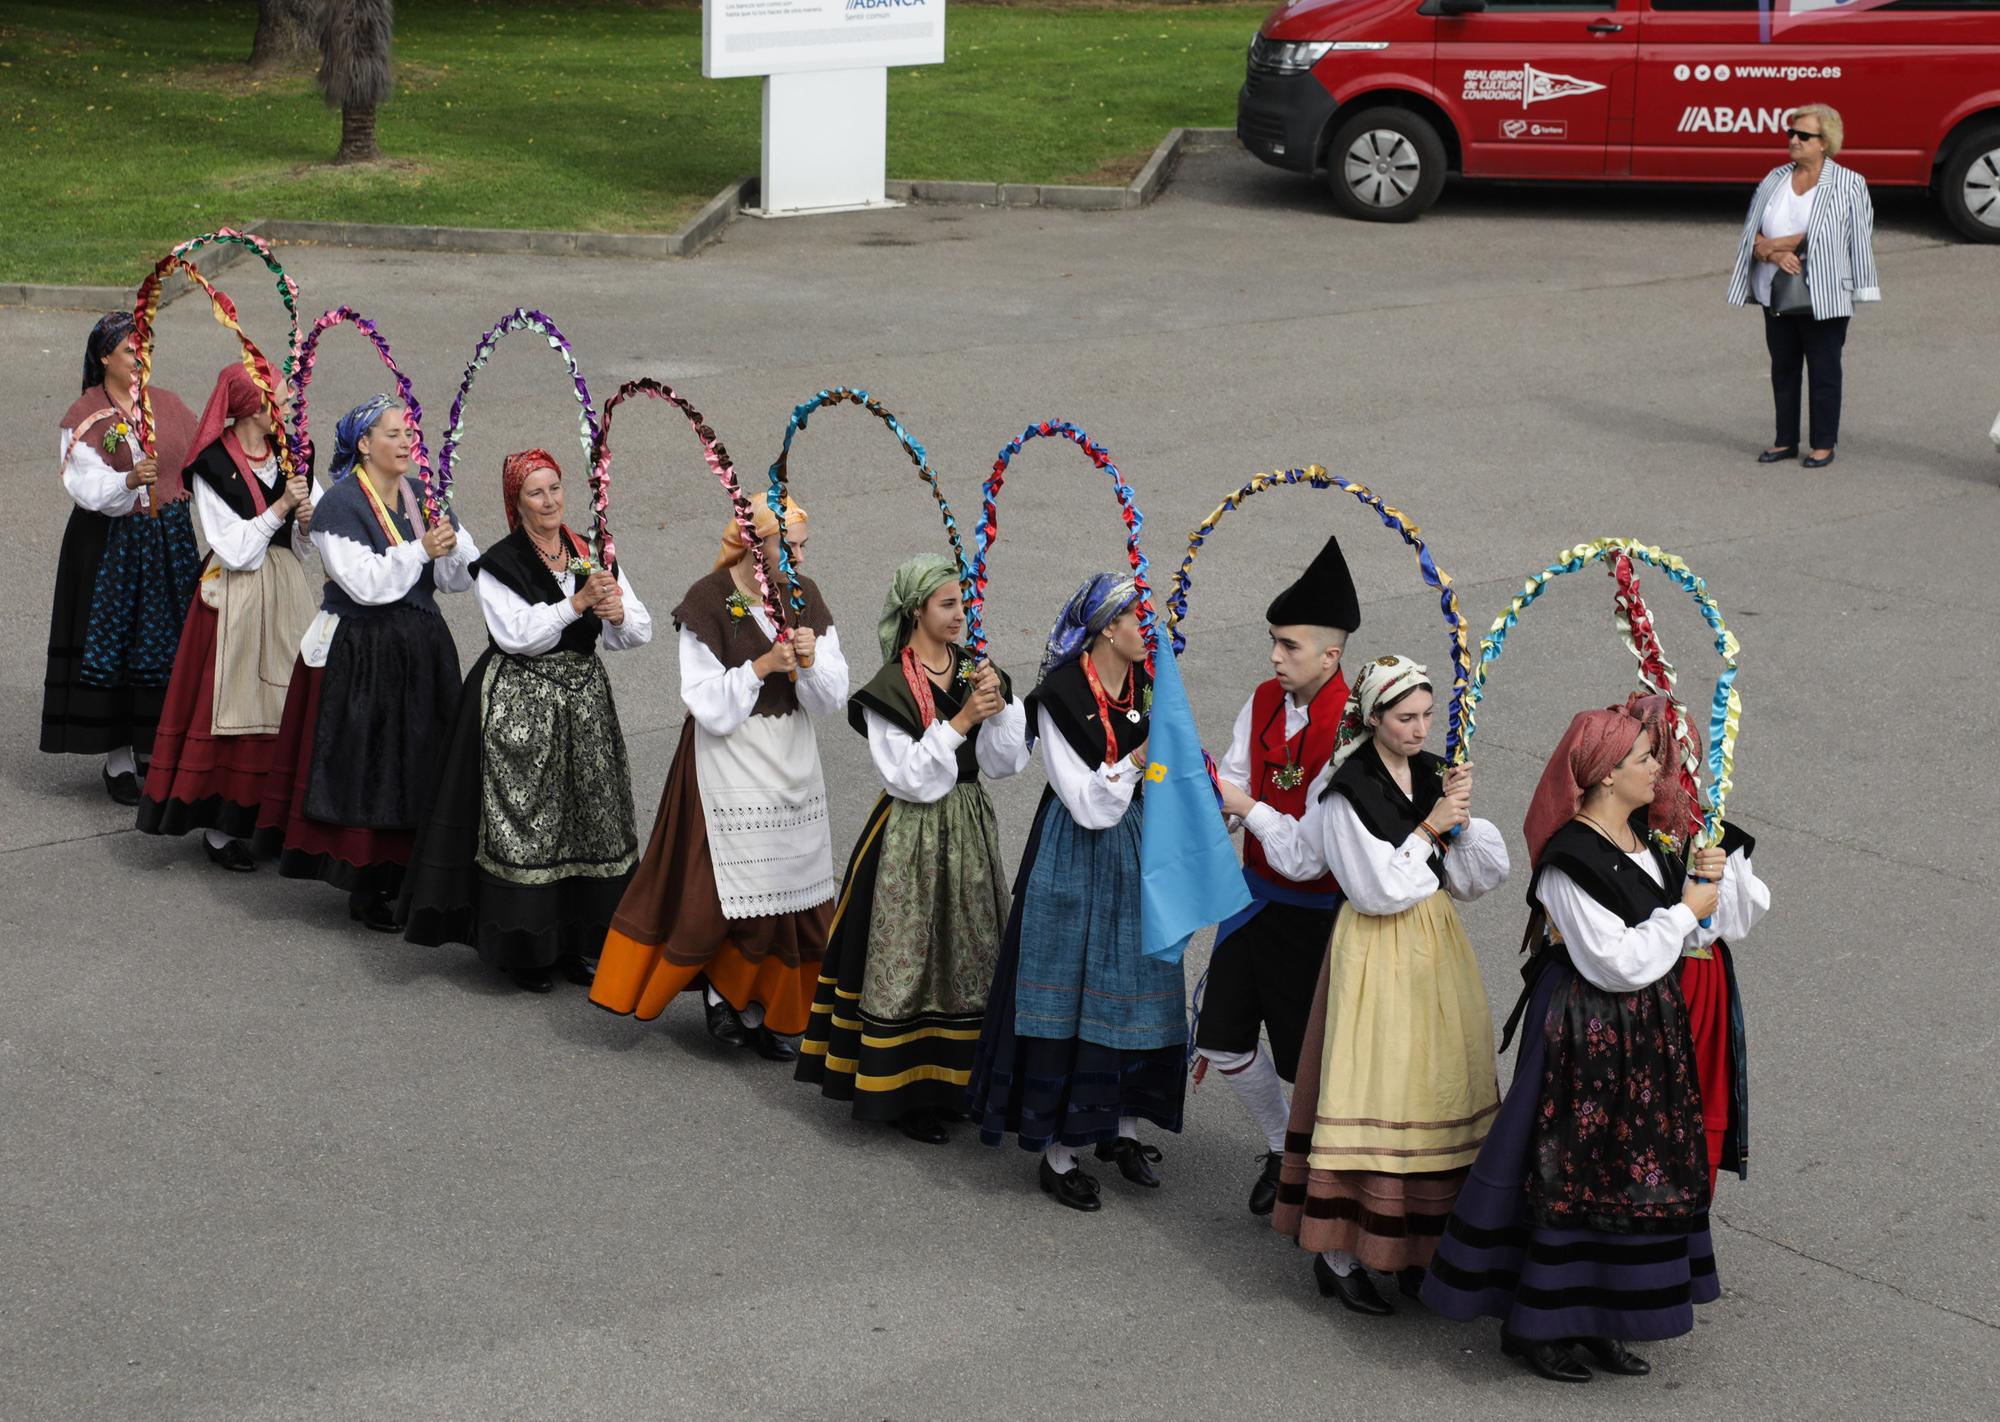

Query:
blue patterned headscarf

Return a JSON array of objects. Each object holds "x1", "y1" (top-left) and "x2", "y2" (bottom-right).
[
  {"x1": 328, "y1": 394, "x2": 401, "y2": 480},
  {"x1": 1039, "y1": 572, "x2": 1140, "y2": 680}
]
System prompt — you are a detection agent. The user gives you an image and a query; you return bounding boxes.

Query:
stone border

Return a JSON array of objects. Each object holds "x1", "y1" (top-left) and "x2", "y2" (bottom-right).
[{"x1": 2, "y1": 127, "x2": 1235, "y2": 309}]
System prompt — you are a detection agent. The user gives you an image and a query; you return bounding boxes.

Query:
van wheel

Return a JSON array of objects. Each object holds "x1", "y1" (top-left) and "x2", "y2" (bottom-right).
[
  {"x1": 1940, "y1": 123, "x2": 2000, "y2": 243},
  {"x1": 1325, "y1": 108, "x2": 1448, "y2": 223}
]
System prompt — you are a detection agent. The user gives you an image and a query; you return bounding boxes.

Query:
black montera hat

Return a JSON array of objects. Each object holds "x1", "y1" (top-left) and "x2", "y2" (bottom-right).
[{"x1": 1265, "y1": 534, "x2": 1360, "y2": 632}]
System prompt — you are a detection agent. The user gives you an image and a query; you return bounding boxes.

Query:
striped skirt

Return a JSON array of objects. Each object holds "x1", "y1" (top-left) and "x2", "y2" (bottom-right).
[{"x1": 1421, "y1": 959, "x2": 1720, "y2": 1341}]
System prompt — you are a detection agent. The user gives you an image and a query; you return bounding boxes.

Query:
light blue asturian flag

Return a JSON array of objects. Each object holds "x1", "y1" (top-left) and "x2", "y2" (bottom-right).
[{"x1": 1139, "y1": 643, "x2": 1252, "y2": 964}]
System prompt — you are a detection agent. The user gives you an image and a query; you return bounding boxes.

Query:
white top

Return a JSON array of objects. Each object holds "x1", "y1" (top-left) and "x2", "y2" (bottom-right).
[
  {"x1": 475, "y1": 562, "x2": 653, "y2": 656},
  {"x1": 1216, "y1": 684, "x2": 1328, "y2": 833},
  {"x1": 1036, "y1": 706, "x2": 1147, "y2": 832},
  {"x1": 298, "y1": 513, "x2": 480, "y2": 669},
  {"x1": 59, "y1": 427, "x2": 146, "y2": 516},
  {"x1": 863, "y1": 694, "x2": 1030, "y2": 804},
  {"x1": 190, "y1": 453, "x2": 321, "y2": 573},
  {"x1": 1242, "y1": 760, "x2": 1508, "y2": 915},
  {"x1": 1540, "y1": 842, "x2": 1770, "y2": 994},
  {"x1": 1752, "y1": 175, "x2": 1818, "y2": 306},
  {"x1": 677, "y1": 602, "x2": 849, "y2": 737}
]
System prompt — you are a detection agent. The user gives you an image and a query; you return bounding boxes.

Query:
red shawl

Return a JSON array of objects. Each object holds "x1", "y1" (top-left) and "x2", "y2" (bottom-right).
[{"x1": 61, "y1": 382, "x2": 198, "y2": 505}]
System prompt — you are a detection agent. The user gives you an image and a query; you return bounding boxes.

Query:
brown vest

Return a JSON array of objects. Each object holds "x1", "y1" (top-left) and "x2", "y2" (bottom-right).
[{"x1": 673, "y1": 566, "x2": 834, "y2": 719}]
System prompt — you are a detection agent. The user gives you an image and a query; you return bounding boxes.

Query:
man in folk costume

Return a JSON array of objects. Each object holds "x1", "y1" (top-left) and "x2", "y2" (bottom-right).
[
  {"x1": 1195, "y1": 535, "x2": 1356, "y2": 1216},
  {"x1": 1218, "y1": 656, "x2": 1507, "y2": 1315}
]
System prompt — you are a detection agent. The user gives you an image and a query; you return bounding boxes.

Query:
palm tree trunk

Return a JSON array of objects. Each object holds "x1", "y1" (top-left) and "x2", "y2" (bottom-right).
[{"x1": 334, "y1": 104, "x2": 379, "y2": 164}]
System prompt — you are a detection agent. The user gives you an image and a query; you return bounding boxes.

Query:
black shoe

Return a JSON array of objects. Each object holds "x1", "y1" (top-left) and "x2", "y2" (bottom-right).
[
  {"x1": 508, "y1": 964, "x2": 555, "y2": 994},
  {"x1": 1756, "y1": 445, "x2": 1798, "y2": 464},
  {"x1": 202, "y1": 837, "x2": 256, "y2": 873},
  {"x1": 1501, "y1": 1331, "x2": 1593, "y2": 1383},
  {"x1": 1038, "y1": 1157, "x2": 1102, "y2": 1212},
  {"x1": 347, "y1": 892, "x2": 401, "y2": 934},
  {"x1": 558, "y1": 954, "x2": 597, "y2": 987},
  {"x1": 1803, "y1": 449, "x2": 1837, "y2": 469},
  {"x1": 704, "y1": 997, "x2": 749, "y2": 1048},
  {"x1": 1573, "y1": 1337, "x2": 1650, "y2": 1376},
  {"x1": 1397, "y1": 1266, "x2": 1427, "y2": 1303},
  {"x1": 1094, "y1": 1136, "x2": 1163, "y2": 1188},
  {"x1": 1313, "y1": 1256, "x2": 1393, "y2": 1316},
  {"x1": 749, "y1": 1025, "x2": 797, "y2": 1062},
  {"x1": 103, "y1": 767, "x2": 140, "y2": 806},
  {"x1": 898, "y1": 1110, "x2": 950, "y2": 1145},
  {"x1": 1248, "y1": 1150, "x2": 1283, "y2": 1216}
]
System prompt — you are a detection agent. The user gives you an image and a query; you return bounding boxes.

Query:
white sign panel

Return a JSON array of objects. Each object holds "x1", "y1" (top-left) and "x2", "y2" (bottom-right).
[{"x1": 704, "y1": 0, "x2": 946, "y2": 80}]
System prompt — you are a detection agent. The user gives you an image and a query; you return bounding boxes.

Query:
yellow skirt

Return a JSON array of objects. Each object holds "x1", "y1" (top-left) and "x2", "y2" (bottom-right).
[{"x1": 1307, "y1": 891, "x2": 1498, "y2": 1175}]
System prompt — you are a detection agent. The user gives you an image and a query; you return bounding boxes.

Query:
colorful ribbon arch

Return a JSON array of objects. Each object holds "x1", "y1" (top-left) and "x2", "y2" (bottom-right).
[
  {"x1": 974, "y1": 420, "x2": 1155, "y2": 666},
  {"x1": 1468, "y1": 537, "x2": 1741, "y2": 846},
  {"x1": 1164, "y1": 465, "x2": 1473, "y2": 765},
  {"x1": 437, "y1": 309, "x2": 599, "y2": 521},
  {"x1": 762, "y1": 387, "x2": 975, "y2": 652},
  {"x1": 165, "y1": 228, "x2": 303, "y2": 378},
  {"x1": 289, "y1": 306, "x2": 437, "y2": 519},
  {"x1": 130, "y1": 259, "x2": 294, "y2": 517},
  {"x1": 590, "y1": 377, "x2": 763, "y2": 586}
]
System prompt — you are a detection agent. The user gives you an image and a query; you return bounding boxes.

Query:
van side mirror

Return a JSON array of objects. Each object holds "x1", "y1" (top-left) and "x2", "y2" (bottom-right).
[{"x1": 1435, "y1": 0, "x2": 1488, "y2": 14}]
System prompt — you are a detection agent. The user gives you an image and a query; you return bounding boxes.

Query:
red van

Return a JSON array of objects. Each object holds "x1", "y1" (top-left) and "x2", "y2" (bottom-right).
[{"x1": 1236, "y1": 0, "x2": 2000, "y2": 239}]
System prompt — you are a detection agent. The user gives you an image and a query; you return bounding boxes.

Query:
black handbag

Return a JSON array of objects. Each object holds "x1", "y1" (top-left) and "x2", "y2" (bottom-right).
[{"x1": 1769, "y1": 250, "x2": 1813, "y2": 317}]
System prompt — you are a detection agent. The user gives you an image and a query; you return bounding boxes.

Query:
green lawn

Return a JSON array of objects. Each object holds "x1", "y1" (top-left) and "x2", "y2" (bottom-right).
[{"x1": 1, "y1": 0, "x2": 1265, "y2": 286}]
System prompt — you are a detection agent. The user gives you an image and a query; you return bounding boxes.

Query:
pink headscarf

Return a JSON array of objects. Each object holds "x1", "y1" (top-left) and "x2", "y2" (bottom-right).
[
  {"x1": 1521, "y1": 706, "x2": 1647, "y2": 869},
  {"x1": 1623, "y1": 692, "x2": 1704, "y2": 840}
]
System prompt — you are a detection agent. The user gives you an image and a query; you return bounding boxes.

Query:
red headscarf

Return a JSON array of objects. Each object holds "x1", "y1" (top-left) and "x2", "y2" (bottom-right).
[
  {"x1": 501, "y1": 448, "x2": 564, "y2": 534},
  {"x1": 189, "y1": 363, "x2": 277, "y2": 504},
  {"x1": 1521, "y1": 706, "x2": 1647, "y2": 869},
  {"x1": 1623, "y1": 692, "x2": 1704, "y2": 840}
]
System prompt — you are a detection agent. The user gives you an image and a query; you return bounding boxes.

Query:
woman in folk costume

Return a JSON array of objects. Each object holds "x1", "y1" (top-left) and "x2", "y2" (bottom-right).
[
  {"x1": 795, "y1": 554, "x2": 1028, "y2": 1143},
  {"x1": 1219, "y1": 654, "x2": 1507, "y2": 1315},
  {"x1": 400, "y1": 450, "x2": 652, "y2": 992},
  {"x1": 255, "y1": 396, "x2": 478, "y2": 931},
  {"x1": 964, "y1": 573, "x2": 1184, "y2": 1212},
  {"x1": 589, "y1": 497, "x2": 848, "y2": 1062},
  {"x1": 44, "y1": 311, "x2": 201, "y2": 804},
  {"x1": 1421, "y1": 704, "x2": 1768, "y2": 1384},
  {"x1": 136, "y1": 364, "x2": 319, "y2": 870}
]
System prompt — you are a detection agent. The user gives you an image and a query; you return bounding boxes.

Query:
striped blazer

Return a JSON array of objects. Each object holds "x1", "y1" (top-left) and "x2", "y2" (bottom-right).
[{"x1": 1725, "y1": 158, "x2": 1881, "y2": 320}]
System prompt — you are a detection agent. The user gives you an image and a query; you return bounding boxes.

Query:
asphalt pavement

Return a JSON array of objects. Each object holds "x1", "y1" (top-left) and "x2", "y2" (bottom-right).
[{"x1": 2, "y1": 148, "x2": 1996, "y2": 1421}]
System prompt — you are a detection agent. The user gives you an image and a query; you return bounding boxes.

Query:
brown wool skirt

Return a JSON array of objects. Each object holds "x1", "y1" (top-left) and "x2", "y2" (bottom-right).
[{"x1": 590, "y1": 719, "x2": 831, "y2": 1036}]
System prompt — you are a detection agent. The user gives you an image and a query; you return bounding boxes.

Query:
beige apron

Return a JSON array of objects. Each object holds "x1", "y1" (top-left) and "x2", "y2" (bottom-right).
[{"x1": 202, "y1": 546, "x2": 316, "y2": 736}]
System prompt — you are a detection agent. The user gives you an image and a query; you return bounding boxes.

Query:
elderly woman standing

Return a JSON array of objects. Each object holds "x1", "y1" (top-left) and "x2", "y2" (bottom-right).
[
  {"x1": 1726, "y1": 102, "x2": 1879, "y2": 470},
  {"x1": 400, "y1": 450, "x2": 652, "y2": 992},
  {"x1": 795, "y1": 554, "x2": 1028, "y2": 1143},
  {"x1": 44, "y1": 312, "x2": 201, "y2": 803},
  {"x1": 256, "y1": 397, "x2": 478, "y2": 930}
]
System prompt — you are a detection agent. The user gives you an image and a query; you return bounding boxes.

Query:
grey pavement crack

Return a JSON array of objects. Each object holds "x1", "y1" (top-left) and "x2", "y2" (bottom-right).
[
  {"x1": 1713, "y1": 1210, "x2": 1998, "y2": 1331},
  {"x1": 0, "y1": 823, "x2": 133, "y2": 857}
]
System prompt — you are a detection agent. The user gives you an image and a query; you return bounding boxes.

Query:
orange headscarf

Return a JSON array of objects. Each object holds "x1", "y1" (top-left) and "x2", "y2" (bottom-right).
[
  {"x1": 714, "y1": 495, "x2": 807, "y2": 573},
  {"x1": 501, "y1": 448, "x2": 563, "y2": 533}
]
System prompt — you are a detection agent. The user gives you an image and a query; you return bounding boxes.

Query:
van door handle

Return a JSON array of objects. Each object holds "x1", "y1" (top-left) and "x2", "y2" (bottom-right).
[{"x1": 1585, "y1": 21, "x2": 1624, "y2": 32}]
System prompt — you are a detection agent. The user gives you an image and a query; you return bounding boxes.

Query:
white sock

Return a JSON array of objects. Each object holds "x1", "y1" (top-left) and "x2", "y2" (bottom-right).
[
  {"x1": 1117, "y1": 1115, "x2": 1139, "y2": 1141},
  {"x1": 1044, "y1": 1144, "x2": 1078, "y2": 1173},
  {"x1": 1320, "y1": 1249, "x2": 1359, "y2": 1276},
  {"x1": 105, "y1": 747, "x2": 136, "y2": 777},
  {"x1": 1203, "y1": 1045, "x2": 1290, "y2": 1153},
  {"x1": 704, "y1": 985, "x2": 726, "y2": 1008},
  {"x1": 739, "y1": 1001, "x2": 766, "y2": 1029},
  {"x1": 204, "y1": 829, "x2": 233, "y2": 850}
]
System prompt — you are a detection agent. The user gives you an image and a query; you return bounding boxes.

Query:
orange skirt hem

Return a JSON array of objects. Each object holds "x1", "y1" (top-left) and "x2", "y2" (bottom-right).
[{"x1": 590, "y1": 929, "x2": 819, "y2": 1037}]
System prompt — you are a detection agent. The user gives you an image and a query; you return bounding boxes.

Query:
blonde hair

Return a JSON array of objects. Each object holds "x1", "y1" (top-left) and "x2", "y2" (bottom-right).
[{"x1": 1788, "y1": 103, "x2": 1843, "y2": 158}]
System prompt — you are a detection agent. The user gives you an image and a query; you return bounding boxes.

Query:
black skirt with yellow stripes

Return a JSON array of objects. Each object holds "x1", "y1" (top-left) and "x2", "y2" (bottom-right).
[{"x1": 795, "y1": 784, "x2": 1010, "y2": 1123}]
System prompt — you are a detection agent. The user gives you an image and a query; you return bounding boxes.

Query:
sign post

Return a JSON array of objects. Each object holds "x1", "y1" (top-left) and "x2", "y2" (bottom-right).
[{"x1": 703, "y1": 0, "x2": 948, "y2": 217}]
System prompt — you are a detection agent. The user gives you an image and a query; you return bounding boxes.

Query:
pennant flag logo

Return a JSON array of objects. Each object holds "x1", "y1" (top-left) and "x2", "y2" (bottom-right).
[
  {"x1": 1524, "y1": 65, "x2": 1606, "y2": 108},
  {"x1": 1138, "y1": 645, "x2": 1252, "y2": 965}
]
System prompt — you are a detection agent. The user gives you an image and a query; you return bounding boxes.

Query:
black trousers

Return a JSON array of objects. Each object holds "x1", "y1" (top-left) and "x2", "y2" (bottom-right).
[{"x1": 1764, "y1": 308, "x2": 1850, "y2": 451}]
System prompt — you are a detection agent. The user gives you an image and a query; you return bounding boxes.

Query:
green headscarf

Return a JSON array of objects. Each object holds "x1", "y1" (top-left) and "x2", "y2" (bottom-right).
[{"x1": 878, "y1": 553, "x2": 961, "y2": 662}]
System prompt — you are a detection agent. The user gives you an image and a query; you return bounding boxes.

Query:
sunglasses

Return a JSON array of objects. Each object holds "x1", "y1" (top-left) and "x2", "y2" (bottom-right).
[{"x1": 1785, "y1": 128, "x2": 1823, "y2": 143}]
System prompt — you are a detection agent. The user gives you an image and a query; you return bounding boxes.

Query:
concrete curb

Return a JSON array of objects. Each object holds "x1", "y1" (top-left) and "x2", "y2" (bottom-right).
[{"x1": 2, "y1": 126, "x2": 1236, "y2": 309}]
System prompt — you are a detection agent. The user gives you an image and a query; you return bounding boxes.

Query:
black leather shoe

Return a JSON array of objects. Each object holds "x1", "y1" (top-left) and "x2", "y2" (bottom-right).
[
  {"x1": 1094, "y1": 1136, "x2": 1163, "y2": 1188},
  {"x1": 1248, "y1": 1150, "x2": 1283, "y2": 1216},
  {"x1": 1038, "y1": 1157, "x2": 1102, "y2": 1212},
  {"x1": 1313, "y1": 1256, "x2": 1393, "y2": 1315},
  {"x1": 704, "y1": 997, "x2": 749, "y2": 1048},
  {"x1": 559, "y1": 954, "x2": 597, "y2": 987},
  {"x1": 202, "y1": 837, "x2": 256, "y2": 873},
  {"x1": 749, "y1": 1025, "x2": 797, "y2": 1062},
  {"x1": 509, "y1": 964, "x2": 555, "y2": 994},
  {"x1": 1573, "y1": 1337, "x2": 1650, "y2": 1376},
  {"x1": 347, "y1": 892, "x2": 401, "y2": 934},
  {"x1": 898, "y1": 1110, "x2": 950, "y2": 1145},
  {"x1": 1501, "y1": 1331, "x2": 1593, "y2": 1383},
  {"x1": 1756, "y1": 445, "x2": 1798, "y2": 463},
  {"x1": 103, "y1": 767, "x2": 140, "y2": 806},
  {"x1": 1803, "y1": 449, "x2": 1837, "y2": 469}
]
